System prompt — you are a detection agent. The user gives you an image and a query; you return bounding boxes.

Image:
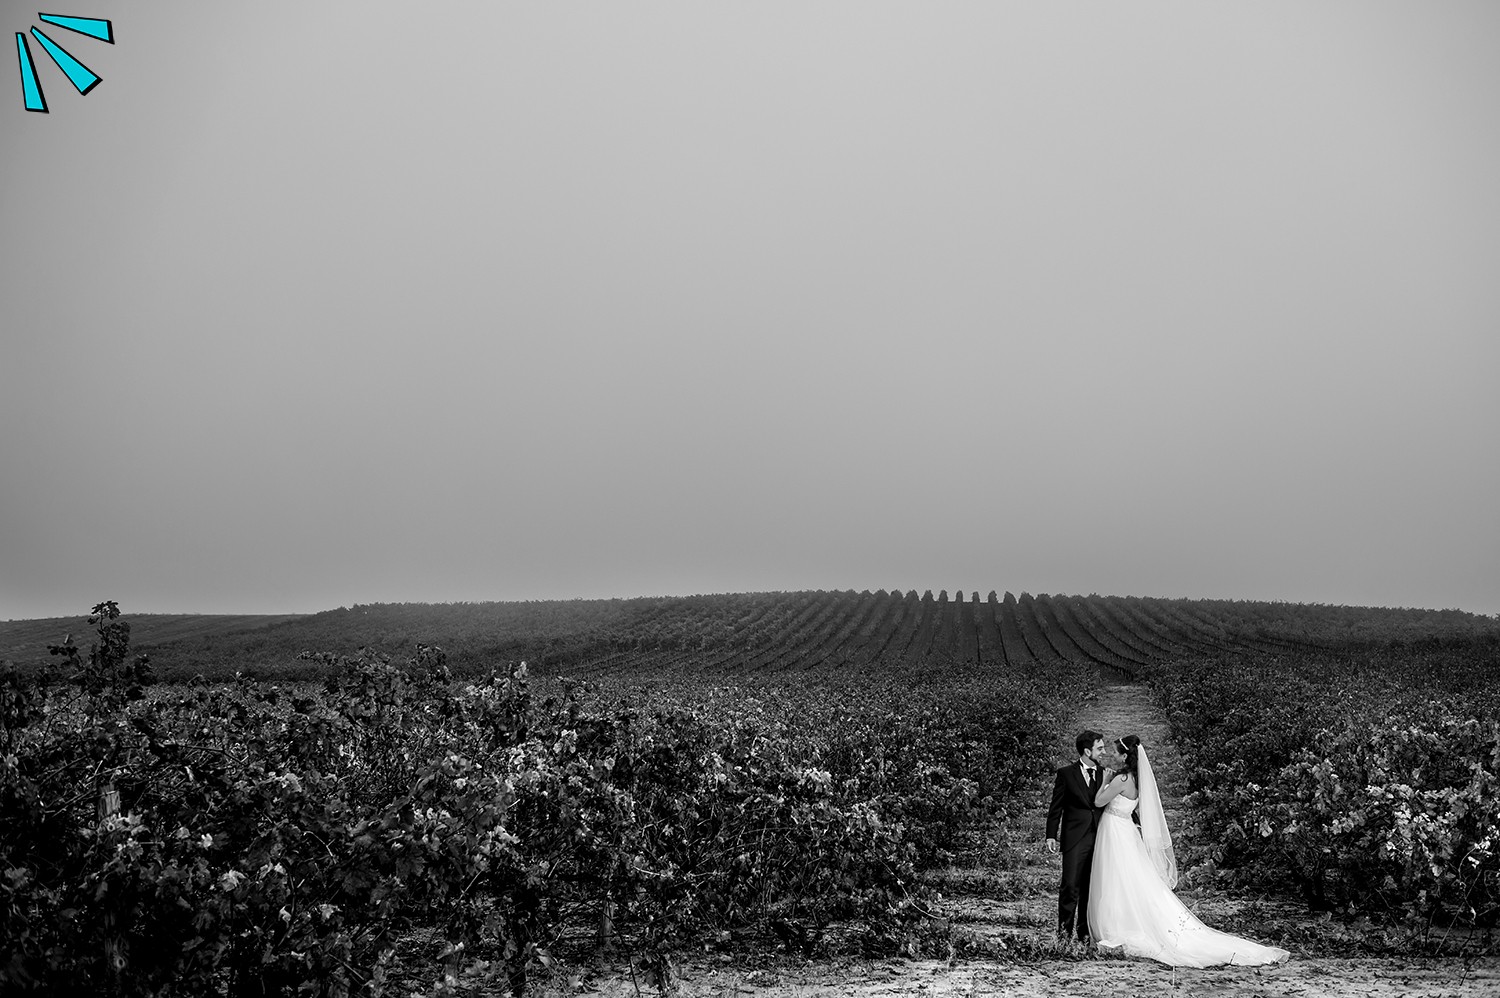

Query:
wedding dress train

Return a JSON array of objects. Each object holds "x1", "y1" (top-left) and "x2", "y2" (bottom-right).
[{"x1": 1088, "y1": 791, "x2": 1290, "y2": 967}]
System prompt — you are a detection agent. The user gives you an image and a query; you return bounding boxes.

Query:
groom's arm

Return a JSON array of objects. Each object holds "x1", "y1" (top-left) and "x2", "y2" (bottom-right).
[{"x1": 1045, "y1": 768, "x2": 1066, "y2": 843}]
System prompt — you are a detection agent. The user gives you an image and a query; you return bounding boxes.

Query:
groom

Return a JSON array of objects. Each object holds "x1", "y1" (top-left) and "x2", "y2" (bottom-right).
[{"x1": 1045, "y1": 729, "x2": 1107, "y2": 942}]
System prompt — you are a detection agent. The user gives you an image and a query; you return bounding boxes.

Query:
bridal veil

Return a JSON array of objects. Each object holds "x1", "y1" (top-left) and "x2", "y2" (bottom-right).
[{"x1": 1135, "y1": 744, "x2": 1178, "y2": 888}]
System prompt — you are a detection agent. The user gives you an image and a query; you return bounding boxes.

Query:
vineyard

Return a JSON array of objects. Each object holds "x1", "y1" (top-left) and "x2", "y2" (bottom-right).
[
  {"x1": 1, "y1": 594, "x2": 1497, "y2": 995},
  {"x1": 8, "y1": 590, "x2": 1492, "y2": 684}
]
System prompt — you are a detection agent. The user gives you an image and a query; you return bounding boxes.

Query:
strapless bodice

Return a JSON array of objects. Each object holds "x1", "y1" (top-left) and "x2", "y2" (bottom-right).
[{"x1": 1105, "y1": 794, "x2": 1139, "y2": 817}]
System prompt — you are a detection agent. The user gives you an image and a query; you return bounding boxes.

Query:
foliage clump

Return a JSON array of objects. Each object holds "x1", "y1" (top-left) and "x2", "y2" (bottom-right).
[
  {"x1": 1146, "y1": 646, "x2": 1500, "y2": 948},
  {"x1": 0, "y1": 603, "x2": 1056, "y2": 995}
]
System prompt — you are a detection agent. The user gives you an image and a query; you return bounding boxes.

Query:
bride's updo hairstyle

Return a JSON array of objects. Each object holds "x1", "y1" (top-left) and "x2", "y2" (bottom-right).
[{"x1": 1115, "y1": 735, "x2": 1142, "y2": 776}]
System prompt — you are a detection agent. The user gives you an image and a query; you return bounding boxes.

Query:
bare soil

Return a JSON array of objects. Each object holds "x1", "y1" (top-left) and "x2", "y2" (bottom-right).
[{"x1": 568, "y1": 953, "x2": 1499, "y2": 998}]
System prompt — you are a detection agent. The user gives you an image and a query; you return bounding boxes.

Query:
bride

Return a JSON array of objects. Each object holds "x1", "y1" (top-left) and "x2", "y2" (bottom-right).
[{"x1": 1088, "y1": 735, "x2": 1290, "y2": 967}]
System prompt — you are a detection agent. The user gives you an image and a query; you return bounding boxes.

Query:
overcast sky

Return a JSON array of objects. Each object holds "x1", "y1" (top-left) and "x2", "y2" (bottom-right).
[{"x1": 3, "y1": 2, "x2": 1497, "y2": 620}]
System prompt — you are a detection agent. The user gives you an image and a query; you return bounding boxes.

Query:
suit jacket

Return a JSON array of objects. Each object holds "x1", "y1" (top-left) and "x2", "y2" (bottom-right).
[{"x1": 1046, "y1": 762, "x2": 1105, "y2": 851}]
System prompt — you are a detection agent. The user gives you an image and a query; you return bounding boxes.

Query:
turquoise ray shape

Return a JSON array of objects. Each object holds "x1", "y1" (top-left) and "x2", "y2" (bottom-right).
[
  {"x1": 16, "y1": 32, "x2": 49, "y2": 111},
  {"x1": 28, "y1": 25, "x2": 99, "y2": 94},
  {"x1": 38, "y1": 14, "x2": 114, "y2": 44}
]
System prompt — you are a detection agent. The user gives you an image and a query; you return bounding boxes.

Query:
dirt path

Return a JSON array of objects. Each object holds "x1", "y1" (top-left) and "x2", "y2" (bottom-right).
[
  {"x1": 566, "y1": 954, "x2": 1499, "y2": 997},
  {"x1": 929, "y1": 682, "x2": 1200, "y2": 952},
  {"x1": 538, "y1": 684, "x2": 1499, "y2": 997}
]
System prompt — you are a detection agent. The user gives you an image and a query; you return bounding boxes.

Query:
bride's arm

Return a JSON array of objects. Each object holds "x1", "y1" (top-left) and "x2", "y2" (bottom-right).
[{"x1": 1094, "y1": 771, "x2": 1128, "y2": 807}]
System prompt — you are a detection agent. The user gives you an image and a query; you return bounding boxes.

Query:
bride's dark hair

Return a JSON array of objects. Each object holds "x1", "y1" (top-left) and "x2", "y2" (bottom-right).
[{"x1": 1115, "y1": 734, "x2": 1142, "y2": 776}]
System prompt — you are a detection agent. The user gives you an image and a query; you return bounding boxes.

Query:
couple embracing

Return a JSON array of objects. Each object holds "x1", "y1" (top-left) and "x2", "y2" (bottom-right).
[{"x1": 1045, "y1": 730, "x2": 1289, "y2": 967}]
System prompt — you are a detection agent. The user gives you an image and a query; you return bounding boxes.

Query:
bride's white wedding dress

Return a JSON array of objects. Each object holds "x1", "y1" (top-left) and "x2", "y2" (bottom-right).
[{"x1": 1088, "y1": 783, "x2": 1289, "y2": 967}]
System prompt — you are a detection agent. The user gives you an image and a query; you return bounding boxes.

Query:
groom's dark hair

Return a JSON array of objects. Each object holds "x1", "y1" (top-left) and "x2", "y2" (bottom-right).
[{"x1": 1075, "y1": 729, "x2": 1104, "y2": 755}]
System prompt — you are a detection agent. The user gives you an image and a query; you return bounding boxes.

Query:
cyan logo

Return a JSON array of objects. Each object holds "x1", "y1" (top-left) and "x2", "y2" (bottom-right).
[{"x1": 15, "y1": 13, "x2": 115, "y2": 114}]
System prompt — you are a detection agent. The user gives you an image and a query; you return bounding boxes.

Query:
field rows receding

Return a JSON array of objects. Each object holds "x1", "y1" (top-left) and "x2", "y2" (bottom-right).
[{"x1": 5, "y1": 592, "x2": 1493, "y2": 683}]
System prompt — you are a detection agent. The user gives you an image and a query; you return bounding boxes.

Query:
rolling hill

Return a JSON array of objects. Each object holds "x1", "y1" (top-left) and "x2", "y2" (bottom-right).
[{"x1": 3, "y1": 591, "x2": 1494, "y2": 682}]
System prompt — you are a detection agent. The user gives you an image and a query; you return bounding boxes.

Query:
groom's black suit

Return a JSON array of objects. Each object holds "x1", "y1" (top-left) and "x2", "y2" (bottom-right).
[{"x1": 1047, "y1": 761, "x2": 1104, "y2": 940}]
